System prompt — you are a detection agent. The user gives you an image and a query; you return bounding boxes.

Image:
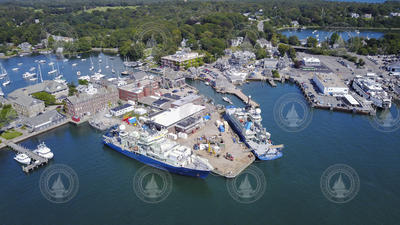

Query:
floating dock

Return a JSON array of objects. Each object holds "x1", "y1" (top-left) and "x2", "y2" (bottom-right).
[{"x1": 7, "y1": 142, "x2": 48, "y2": 173}]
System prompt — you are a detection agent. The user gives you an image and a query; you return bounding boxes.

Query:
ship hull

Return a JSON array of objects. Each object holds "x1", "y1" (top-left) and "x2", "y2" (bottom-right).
[
  {"x1": 224, "y1": 112, "x2": 282, "y2": 161},
  {"x1": 104, "y1": 141, "x2": 210, "y2": 178},
  {"x1": 252, "y1": 150, "x2": 283, "y2": 161}
]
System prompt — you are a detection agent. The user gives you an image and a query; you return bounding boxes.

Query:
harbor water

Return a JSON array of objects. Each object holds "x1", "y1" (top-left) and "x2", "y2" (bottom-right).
[{"x1": 0, "y1": 58, "x2": 399, "y2": 224}]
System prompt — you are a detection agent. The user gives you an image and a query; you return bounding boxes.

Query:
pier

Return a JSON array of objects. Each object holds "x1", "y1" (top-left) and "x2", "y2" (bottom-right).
[
  {"x1": 7, "y1": 142, "x2": 48, "y2": 173},
  {"x1": 217, "y1": 88, "x2": 259, "y2": 107}
]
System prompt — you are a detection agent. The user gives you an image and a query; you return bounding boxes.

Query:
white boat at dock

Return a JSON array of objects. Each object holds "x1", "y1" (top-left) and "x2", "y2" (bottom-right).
[
  {"x1": 91, "y1": 72, "x2": 105, "y2": 81},
  {"x1": 39, "y1": 60, "x2": 46, "y2": 64},
  {"x1": 14, "y1": 153, "x2": 31, "y2": 165},
  {"x1": 48, "y1": 62, "x2": 54, "y2": 66},
  {"x1": 29, "y1": 67, "x2": 36, "y2": 72},
  {"x1": 33, "y1": 142, "x2": 54, "y2": 159},
  {"x1": 23, "y1": 71, "x2": 36, "y2": 78},
  {"x1": 12, "y1": 68, "x2": 19, "y2": 71},
  {"x1": 222, "y1": 96, "x2": 233, "y2": 104}
]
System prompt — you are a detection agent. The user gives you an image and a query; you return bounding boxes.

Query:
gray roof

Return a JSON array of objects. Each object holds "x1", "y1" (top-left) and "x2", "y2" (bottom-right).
[
  {"x1": 8, "y1": 94, "x2": 43, "y2": 107},
  {"x1": 8, "y1": 80, "x2": 68, "y2": 99},
  {"x1": 24, "y1": 110, "x2": 64, "y2": 127},
  {"x1": 132, "y1": 71, "x2": 148, "y2": 80}
]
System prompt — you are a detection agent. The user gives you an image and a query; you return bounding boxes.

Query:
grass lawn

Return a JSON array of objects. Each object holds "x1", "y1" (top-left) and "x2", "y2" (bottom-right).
[
  {"x1": 85, "y1": 6, "x2": 138, "y2": 13},
  {"x1": 1, "y1": 130, "x2": 23, "y2": 140}
]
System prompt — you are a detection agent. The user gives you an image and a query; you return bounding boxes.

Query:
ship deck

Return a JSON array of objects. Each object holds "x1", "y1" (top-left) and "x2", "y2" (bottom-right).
[{"x1": 176, "y1": 110, "x2": 254, "y2": 178}]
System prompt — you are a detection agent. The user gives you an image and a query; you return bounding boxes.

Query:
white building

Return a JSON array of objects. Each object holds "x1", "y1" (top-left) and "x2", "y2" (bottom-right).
[
  {"x1": 350, "y1": 13, "x2": 360, "y2": 18},
  {"x1": 110, "y1": 103, "x2": 135, "y2": 117},
  {"x1": 312, "y1": 73, "x2": 349, "y2": 96},
  {"x1": 363, "y1": 14, "x2": 372, "y2": 19},
  {"x1": 231, "y1": 37, "x2": 244, "y2": 47},
  {"x1": 303, "y1": 57, "x2": 321, "y2": 67},
  {"x1": 149, "y1": 103, "x2": 205, "y2": 130},
  {"x1": 291, "y1": 20, "x2": 300, "y2": 27}
]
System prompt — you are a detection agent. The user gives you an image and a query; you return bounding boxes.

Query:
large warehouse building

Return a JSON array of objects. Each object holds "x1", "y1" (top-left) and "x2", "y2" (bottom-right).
[
  {"x1": 312, "y1": 73, "x2": 349, "y2": 96},
  {"x1": 148, "y1": 103, "x2": 205, "y2": 133}
]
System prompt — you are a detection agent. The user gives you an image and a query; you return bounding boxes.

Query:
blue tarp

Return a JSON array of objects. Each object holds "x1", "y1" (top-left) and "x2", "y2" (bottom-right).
[
  {"x1": 128, "y1": 117, "x2": 137, "y2": 123},
  {"x1": 219, "y1": 125, "x2": 225, "y2": 132},
  {"x1": 203, "y1": 115, "x2": 211, "y2": 120},
  {"x1": 226, "y1": 105, "x2": 236, "y2": 109},
  {"x1": 245, "y1": 121, "x2": 252, "y2": 130}
]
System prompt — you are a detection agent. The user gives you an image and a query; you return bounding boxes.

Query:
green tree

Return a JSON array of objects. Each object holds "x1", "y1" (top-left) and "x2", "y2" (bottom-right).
[
  {"x1": 278, "y1": 44, "x2": 289, "y2": 56},
  {"x1": 289, "y1": 36, "x2": 300, "y2": 46},
  {"x1": 306, "y1": 37, "x2": 318, "y2": 48}
]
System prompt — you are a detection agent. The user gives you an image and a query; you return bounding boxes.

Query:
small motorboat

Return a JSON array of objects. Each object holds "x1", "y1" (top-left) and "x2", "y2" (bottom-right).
[
  {"x1": 23, "y1": 71, "x2": 36, "y2": 78},
  {"x1": 17, "y1": 62, "x2": 23, "y2": 66},
  {"x1": 39, "y1": 60, "x2": 46, "y2": 64},
  {"x1": 48, "y1": 62, "x2": 54, "y2": 66},
  {"x1": 33, "y1": 142, "x2": 54, "y2": 159},
  {"x1": 29, "y1": 67, "x2": 36, "y2": 72},
  {"x1": 14, "y1": 153, "x2": 31, "y2": 165},
  {"x1": 2, "y1": 80, "x2": 10, "y2": 86},
  {"x1": 222, "y1": 96, "x2": 233, "y2": 104},
  {"x1": 77, "y1": 71, "x2": 81, "y2": 76},
  {"x1": 72, "y1": 63, "x2": 77, "y2": 67},
  {"x1": 12, "y1": 68, "x2": 19, "y2": 71}
]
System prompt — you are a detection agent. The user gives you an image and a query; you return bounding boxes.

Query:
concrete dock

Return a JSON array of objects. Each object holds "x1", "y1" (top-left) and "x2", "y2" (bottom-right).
[
  {"x1": 7, "y1": 142, "x2": 48, "y2": 173},
  {"x1": 176, "y1": 110, "x2": 255, "y2": 178}
]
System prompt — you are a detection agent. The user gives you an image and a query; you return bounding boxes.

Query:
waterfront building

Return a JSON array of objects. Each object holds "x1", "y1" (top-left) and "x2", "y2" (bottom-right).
[
  {"x1": 303, "y1": 57, "x2": 321, "y2": 67},
  {"x1": 160, "y1": 69, "x2": 186, "y2": 88},
  {"x1": 161, "y1": 48, "x2": 204, "y2": 70},
  {"x1": 23, "y1": 110, "x2": 66, "y2": 132},
  {"x1": 65, "y1": 84, "x2": 119, "y2": 117},
  {"x1": 171, "y1": 94, "x2": 203, "y2": 107},
  {"x1": 8, "y1": 95, "x2": 45, "y2": 117},
  {"x1": 17, "y1": 42, "x2": 32, "y2": 52},
  {"x1": 147, "y1": 103, "x2": 205, "y2": 132},
  {"x1": 312, "y1": 73, "x2": 349, "y2": 96},
  {"x1": 225, "y1": 70, "x2": 248, "y2": 84},
  {"x1": 118, "y1": 80, "x2": 160, "y2": 101},
  {"x1": 110, "y1": 104, "x2": 135, "y2": 117},
  {"x1": 7, "y1": 80, "x2": 68, "y2": 117}
]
